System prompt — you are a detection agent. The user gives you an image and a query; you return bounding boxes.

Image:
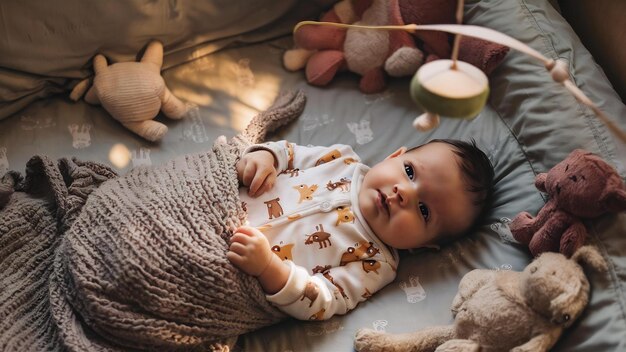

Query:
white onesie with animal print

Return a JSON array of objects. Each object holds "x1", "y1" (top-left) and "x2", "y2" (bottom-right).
[{"x1": 239, "y1": 140, "x2": 398, "y2": 321}]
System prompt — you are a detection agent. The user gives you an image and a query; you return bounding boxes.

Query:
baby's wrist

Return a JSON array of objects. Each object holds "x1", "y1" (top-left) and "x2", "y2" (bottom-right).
[
  {"x1": 257, "y1": 256, "x2": 290, "y2": 294},
  {"x1": 255, "y1": 253, "x2": 274, "y2": 278},
  {"x1": 255, "y1": 149, "x2": 278, "y2": 168}
]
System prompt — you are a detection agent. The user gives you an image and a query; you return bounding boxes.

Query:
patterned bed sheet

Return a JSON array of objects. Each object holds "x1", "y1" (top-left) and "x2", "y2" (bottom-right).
[{"x1": 0, "y1": 0, "x2": 625, "y2": 351}]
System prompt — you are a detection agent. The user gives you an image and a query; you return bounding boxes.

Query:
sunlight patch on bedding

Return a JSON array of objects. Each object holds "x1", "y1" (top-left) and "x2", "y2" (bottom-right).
[
  {"x1": 109, "y1": 143, "x2": 131, "y2": 169},
  {"x1": 229, "y1": 74, "x2": 282, "y2": 131}
]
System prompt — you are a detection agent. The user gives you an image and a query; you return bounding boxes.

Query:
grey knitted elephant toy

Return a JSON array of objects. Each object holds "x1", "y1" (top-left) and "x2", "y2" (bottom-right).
[{"x1": 354, "y1": 245, "x2": 607, "y2": 352}]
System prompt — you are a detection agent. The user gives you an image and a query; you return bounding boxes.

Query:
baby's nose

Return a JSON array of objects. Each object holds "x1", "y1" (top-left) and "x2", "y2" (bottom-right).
[{"x1": 392, "y1": 184, "x2": 414, "y2": 207}]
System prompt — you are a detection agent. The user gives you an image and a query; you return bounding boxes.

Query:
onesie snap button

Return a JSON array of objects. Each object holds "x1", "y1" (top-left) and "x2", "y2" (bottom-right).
[{"x1": 320, "y1": 201, "x2": 332, "y2": 212}]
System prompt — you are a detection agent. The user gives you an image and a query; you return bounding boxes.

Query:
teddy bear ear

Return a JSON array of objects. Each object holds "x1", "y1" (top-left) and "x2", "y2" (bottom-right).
[
  {"x1": 601, "y1": 187, "x2": 626, "y2": 213},
  {"x1": 534, "y1": 173, "x2": 548, "y2": 192}
]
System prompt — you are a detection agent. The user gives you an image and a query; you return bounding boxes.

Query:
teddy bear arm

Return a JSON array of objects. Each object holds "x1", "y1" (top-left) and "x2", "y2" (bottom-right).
[
  {"x1": 559, "y1": 220, "x2": 587, "y2": 258},
  {"x1": 509, "y1": 327, "x2": 562, "y2": 352},
  {"x1": 160, "y1": 86, "x2": 188, "y2": 119},
  {"x1": 510, "y1": 212, "x2": 538, "y2": 244}
]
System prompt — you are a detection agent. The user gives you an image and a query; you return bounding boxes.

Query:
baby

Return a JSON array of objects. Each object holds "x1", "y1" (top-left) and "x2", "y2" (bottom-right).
[{"x1": 227, "y1": 139, "x2": 494, "y2": 321}]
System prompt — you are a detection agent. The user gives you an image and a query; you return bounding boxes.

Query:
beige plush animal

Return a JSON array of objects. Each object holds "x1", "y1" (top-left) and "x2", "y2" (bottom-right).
[
  {"x1": 354, "y1": 246, "x2": 607, "y2": 352},
  {"x1": 70, "y1": 41, "x2": 189, "y2": 142}
]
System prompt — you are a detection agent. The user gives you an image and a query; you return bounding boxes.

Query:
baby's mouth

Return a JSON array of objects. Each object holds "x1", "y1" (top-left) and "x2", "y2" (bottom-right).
[{"x1": 377, "y1": 190, "x2": 389, "y2": 216}]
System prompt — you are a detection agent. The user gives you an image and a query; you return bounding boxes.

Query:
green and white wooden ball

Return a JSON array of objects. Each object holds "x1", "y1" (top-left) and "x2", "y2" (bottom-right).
[{"x1": 410, "y1": 59, "x2": 489, "y2": 131}]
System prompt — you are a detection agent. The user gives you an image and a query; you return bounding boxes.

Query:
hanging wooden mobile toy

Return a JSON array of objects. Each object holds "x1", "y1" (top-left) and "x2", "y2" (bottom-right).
[{"x1": 293, "y1": 0, "x2": 626, "y2": 143}]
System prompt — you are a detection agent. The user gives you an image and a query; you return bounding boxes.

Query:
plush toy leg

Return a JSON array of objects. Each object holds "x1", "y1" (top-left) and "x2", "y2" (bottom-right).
[
  {"x1": 559, "y1": 221, "x2": 587, "y2": 258},
  {"x1": 359, "y1": 67, "x2": 386, "y2": 94},
  {"x1": 283, "y1": 48, "x2": 316, "y2": 71},
  {"x1": 123, "y1": 120, "x2": 168, "y2": 142},
  {"x1": 305, "y1": 50, "x2": 345, "y2": 86},
  {"x1": 160, "y1": 87, "x2": 188, "y2": 119},
  {"x1": 435, "y1": 339, "x2": 480, "y2": 352},
  {"x1": 354, "y1": 326, "x2": 454, "y2": 352},
  {"x1": 528, "y1": 225, "x2": 562, "y2": 257}
]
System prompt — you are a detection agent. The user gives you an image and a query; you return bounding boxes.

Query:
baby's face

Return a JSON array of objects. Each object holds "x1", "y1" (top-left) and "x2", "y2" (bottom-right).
[{"x1": 358, "y1": 143, "x2": 476, "y2": 249}]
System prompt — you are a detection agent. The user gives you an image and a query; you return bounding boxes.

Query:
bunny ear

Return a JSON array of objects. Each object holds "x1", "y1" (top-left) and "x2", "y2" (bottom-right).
[
  {"x1": 141, "y1": 40, "x2": 163, "y2": 68},
  {"x1": 571, "y1": 245, "x2": 608, "y2": 273},
  {"x1": 602, "y1": 187, "x2": 626, "y2": 213}
]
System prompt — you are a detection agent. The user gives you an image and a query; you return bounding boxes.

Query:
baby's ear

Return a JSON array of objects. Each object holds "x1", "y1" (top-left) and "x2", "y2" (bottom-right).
[{"x1": 385, "y1": 147, "x2": 407, "y2": 160}]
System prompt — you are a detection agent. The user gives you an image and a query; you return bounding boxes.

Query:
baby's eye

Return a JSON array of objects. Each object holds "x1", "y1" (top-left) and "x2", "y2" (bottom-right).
[
  {"x1": 418, "y1": 202, "x2": 430, "y2": 221},
  {"x1": 404, "y1": 163, "x2": 415, "y2": 180}
]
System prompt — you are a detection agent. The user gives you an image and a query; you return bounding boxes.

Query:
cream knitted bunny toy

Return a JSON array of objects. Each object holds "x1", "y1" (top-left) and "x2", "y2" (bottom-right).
[{"x1": 70, "y1": 41, "x2": 189, "y2": 142}]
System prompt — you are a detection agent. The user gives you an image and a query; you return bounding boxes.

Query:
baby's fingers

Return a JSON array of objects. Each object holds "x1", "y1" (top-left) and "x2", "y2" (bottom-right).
[
  {"x1": 249, "y1": 168, "x2": 272, "y2": 197},
  {"x1": 234, "y1": 226, "x2": 260, "y2": 237},
  {"x1": 228, "y1": 241, "x2": 248, "y2": 256},
  {"x1": 230, "y1": 232, "x2": 252, "y2": 244},
  {"x1": 242, "y1": 162, "x2": 257, "y2": 187},
  {"x1": 226, "y1": 250, "x2": 244, "y2": 267}
]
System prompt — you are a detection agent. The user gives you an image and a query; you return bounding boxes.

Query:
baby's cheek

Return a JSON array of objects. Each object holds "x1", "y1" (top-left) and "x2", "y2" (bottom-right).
[{"x1": 393, "y1": 213, "x2": 423, "y2": 239}]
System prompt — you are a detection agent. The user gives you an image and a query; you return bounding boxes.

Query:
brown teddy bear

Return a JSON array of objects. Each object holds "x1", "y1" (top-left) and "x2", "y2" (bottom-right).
[
  {"x1": 354, "y1": 245, "x2": 607, "y2": 352},
  {"x1": 510, "y1": 149, "x2": 626, "y2": 258}
]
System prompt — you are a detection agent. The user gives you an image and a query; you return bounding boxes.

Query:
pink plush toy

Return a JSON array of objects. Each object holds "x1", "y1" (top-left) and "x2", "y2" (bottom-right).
[
  {"x1": 510, "y1": 149, "x2": 626, "y2": 257},
  {"x1": 283, "y1": 0, "x2": 509, "y2": 94},
  {"x1": 284, "y1": 0, "x2": 424, "y2": 94}
]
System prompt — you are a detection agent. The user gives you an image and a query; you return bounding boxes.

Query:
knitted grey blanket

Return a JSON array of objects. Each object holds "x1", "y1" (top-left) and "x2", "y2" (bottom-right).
[{"x1": 0, "y1": 90, "x2": 305, "y2": 351}]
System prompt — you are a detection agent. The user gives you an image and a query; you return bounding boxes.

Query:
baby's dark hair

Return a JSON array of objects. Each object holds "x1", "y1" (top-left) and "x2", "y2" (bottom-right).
[{"x1": 409, "y1": 138, "x2": 495, "y2": 245}]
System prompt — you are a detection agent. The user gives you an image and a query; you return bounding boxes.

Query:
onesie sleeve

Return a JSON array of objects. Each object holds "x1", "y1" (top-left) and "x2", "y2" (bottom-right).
[
  {"x1": 265, "y1": 259, "x2": 396, "y2": 321},
  {"x1": 243, "y1": 140, "x2": 361, "y2": 174}
]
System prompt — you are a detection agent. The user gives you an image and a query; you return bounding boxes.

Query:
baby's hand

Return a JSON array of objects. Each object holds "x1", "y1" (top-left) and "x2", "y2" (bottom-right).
[
  {"x1": 236, "y1": 150, "x2": 277, "y2": 197},
  {"x1": 227, "y1": 226, "x2": 273, "y2": 277}
]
